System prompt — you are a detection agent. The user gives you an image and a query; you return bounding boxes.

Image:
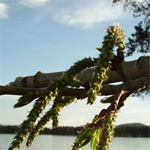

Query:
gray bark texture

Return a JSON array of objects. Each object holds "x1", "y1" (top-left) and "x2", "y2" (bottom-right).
[{"x1": 0, "y1": 56, "x2": 150, "y2": 97}]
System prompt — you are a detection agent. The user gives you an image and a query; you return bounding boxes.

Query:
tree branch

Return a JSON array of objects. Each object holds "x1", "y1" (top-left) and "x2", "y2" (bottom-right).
[
  {"x1": 1, "y1": 75, "x2": 149, "y2": 99},
  {"x1": 0, "y1": 56, "x2": 149, "y2": 98},
  {"x1": 7, "y1": 56, "x2": 150, "y2": 88}
]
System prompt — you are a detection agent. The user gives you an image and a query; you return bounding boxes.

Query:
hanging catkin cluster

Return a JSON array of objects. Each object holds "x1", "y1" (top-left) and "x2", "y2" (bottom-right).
[
  {"x1": 9, "y1": 58, "x2": 96, "y2": 150},
  {"x1": 88, "y1": 25, "x2": 125, "y2": 104},
  {"x1": 9, "y1": 25, "x2": 126, "y2": 150}
]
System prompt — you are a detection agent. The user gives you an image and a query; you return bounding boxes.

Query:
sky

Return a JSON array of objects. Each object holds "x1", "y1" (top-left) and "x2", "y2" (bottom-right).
[{"x1": 0, "y1": 0, "x2": 150, "y2": 127}]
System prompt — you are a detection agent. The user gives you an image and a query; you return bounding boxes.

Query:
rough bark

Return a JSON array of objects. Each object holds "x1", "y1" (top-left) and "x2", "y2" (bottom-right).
[
  {"x1": 8, "y1": 56, "x2": 150, "y2": 88},
  {"x1": 0, "y1": 56, "x2": 150, "y2": 97},
  {"x1": 0, "y1": 75, "x2": 149, "y2": 97}
]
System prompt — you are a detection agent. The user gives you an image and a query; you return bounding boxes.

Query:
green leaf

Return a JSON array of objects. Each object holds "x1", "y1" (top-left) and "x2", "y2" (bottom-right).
[
  {"x1": 78, "y1": 134, "x2": 93, "y2": 148},
  {"x1": 101, "y1": 96, "x2": 114, "y2": 103},
  {"x1": 14, "y1": 92, "x2": 33, "y2": 108},
  {"x1": 92, "y1": 115, "x2": 100, "y2": 123},
  {"x1": 90, "y1": 128, "x2": 100, "y2": 150},
  {"x1": 73, "y1": 127, "x2": 98, "y2": 149}
]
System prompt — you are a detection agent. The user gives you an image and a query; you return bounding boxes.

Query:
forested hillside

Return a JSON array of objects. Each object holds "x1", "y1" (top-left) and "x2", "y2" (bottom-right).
[{"x1": 1, "y1": 123, "x2": 149, "y2": 137}]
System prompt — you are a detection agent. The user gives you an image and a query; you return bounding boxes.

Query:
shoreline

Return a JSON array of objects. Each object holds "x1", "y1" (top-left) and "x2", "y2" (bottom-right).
[{"x1": 0, "y1": 123, "x2": 150, "y2": 137}]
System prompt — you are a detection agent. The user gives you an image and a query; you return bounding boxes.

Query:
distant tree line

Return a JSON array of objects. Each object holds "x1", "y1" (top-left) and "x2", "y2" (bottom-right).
[
  {"x1": 0, "y1": 124, "x2": 149, "y2": 137},
  {"x1": 0, "y1": 125, "x2": 82, "y2": 136},
  {"x1": 114, "y1": 124, "x2": 150, "y2": 137},
  {"x1": 40, "y1": 126, "x2": 83, "y2": 135},
  {"x1": 0, "y1": 125, "x2": 19, "y2": 134}
]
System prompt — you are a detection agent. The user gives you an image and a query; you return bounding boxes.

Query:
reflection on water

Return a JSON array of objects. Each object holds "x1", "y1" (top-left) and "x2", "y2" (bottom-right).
[{"x1": 0, "y1": 134, "x2": 150, "y2": 150}]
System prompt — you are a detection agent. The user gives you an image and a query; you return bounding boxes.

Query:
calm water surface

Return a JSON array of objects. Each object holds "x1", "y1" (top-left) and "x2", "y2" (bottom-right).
[{"x1": 0, "y1": 134, "x2": 150, "y2": 150}]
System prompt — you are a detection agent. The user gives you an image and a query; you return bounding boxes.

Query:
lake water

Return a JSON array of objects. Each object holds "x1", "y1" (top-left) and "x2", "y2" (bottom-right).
[{"x1": 0, "y1": 134, "x2": 150, "y2": 150}]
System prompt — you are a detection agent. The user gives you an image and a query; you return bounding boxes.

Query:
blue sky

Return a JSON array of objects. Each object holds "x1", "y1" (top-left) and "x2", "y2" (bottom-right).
[{"x1": 0, "y1": 0, "x2": 150, "y2": 127}]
